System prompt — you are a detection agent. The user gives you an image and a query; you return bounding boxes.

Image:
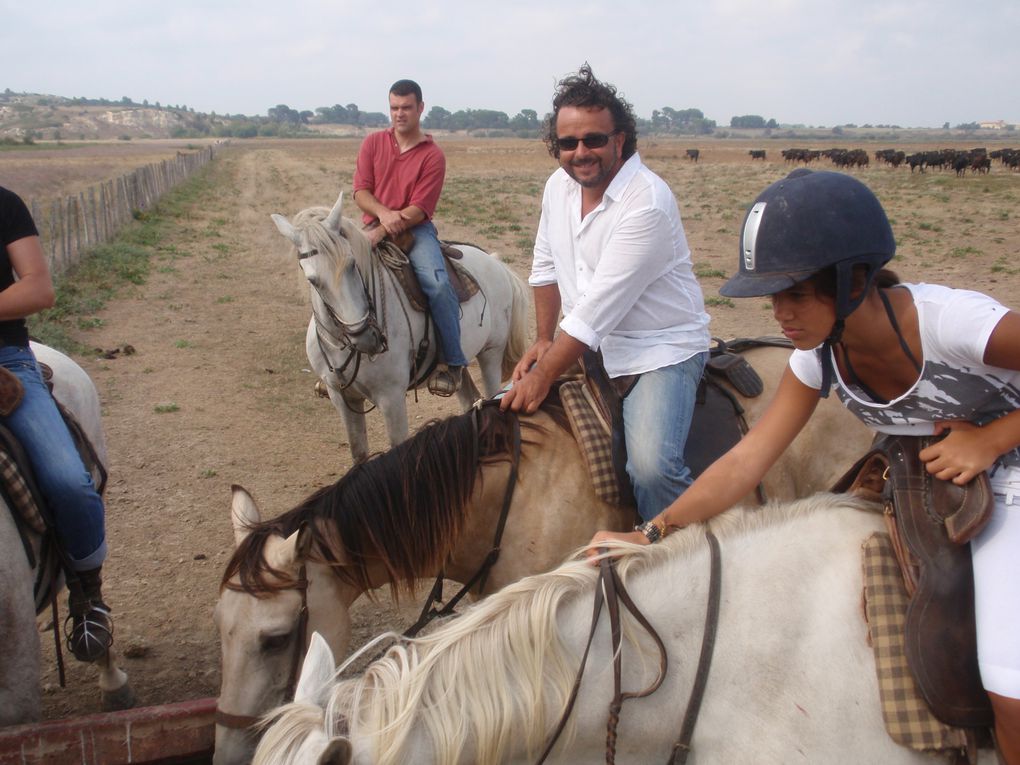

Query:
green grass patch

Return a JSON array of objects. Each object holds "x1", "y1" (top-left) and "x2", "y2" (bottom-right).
[
  {"x1": 26, "y1": 168, "x2": 216, "y2": 354},
  {"x1": 154, "y1": 403, "x2": 180, "y2": 414},
  {"x1": 695, "y1": 266, "x2": 726, "y2": 278}
]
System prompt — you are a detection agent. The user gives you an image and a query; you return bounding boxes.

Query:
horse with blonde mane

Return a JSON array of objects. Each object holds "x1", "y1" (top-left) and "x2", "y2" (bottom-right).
[
  {"x1": 271, "y1": 193, "x2": 529, "y2": 463},
  {"x1": 212, "y1": 341, "x2": 875, "y2": 764},
  {"x1": 254, "y1": 493, "x2": 996, "y2": 765}
]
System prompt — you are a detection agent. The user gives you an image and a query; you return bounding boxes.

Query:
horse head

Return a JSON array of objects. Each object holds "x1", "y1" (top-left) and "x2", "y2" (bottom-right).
[
  {"x1": 252, "y1": 632, "x2": 354, "y2": 765},
  {"x1": 213, "y1": 486, "x2": 358, "y2": 765},
  {"x1": 271, "y1": 193, "x2": 387, "y2": 356}
]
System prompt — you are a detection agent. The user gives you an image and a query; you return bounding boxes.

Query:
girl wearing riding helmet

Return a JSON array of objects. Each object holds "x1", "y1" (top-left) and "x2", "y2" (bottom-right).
[{"x1": 590, "y1": 169, "x2": 1020, "y2": 762}]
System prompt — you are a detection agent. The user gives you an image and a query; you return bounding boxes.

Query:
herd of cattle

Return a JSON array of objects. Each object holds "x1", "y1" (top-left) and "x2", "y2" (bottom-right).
[
  {"x1": 681, "y1": 146, "x2": 1019, "y2": 175},
  {"x1": 775, "y1": 146, "x2": 1020, "y2": 175}
]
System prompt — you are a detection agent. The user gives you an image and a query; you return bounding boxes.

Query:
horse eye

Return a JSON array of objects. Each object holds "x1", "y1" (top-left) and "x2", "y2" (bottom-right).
[{"x1": 261, "y1": 632, "x2": 292, "y2": 653}]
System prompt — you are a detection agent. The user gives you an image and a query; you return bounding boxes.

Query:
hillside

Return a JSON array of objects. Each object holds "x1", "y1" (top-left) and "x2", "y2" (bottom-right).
[{"x1": 0, "y1": 91, "x2": 240, "y2": 141}]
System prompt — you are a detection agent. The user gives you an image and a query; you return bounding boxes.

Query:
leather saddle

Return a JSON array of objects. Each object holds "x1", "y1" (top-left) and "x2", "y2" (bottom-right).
[
  {"x1": 371, "y1": 228, "x2": 481, "y2": 314},
  {"x1": 579, "y1": 337, "x2": 776, "y2": 509},
  {"x1": 0, "y1": 367, "x2": 107, "y2": 613},
  {"x1": 834, "y1": 434, "x2": 994, "y2": 728}
]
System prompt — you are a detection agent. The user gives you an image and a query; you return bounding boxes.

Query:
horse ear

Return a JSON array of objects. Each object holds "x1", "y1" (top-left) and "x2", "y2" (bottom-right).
[
  {"x1": 318, "y1": 737, "x2": 353, "y2": 765},
  {"x1": 324, "y1": 192, "x2": 344, "y2": 233},
  {"x1": 271, "y1": 213, "x2": 302, "y2": 248},
  {"x1": 295, "y1": 632, "x2": 336, "y2": 707},
  {"x1": 278, "y1": 522, "x2": 313, "y2": 566},
  {"x1": 230, "y1": 485, "x2": 261, "y2": 546}
]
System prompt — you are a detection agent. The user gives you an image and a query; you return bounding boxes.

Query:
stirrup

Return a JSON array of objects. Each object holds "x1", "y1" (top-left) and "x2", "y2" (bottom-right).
[
  {"x1": 64, "y1": 603, "x2": 114, "y2": 662},
  {"x1": 428, "y1": 365, "x2": 462, "y2": 397}
]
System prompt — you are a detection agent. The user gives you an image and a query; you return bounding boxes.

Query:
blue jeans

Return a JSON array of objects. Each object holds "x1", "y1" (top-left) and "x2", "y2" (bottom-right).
[
  {"x1": 622, "y1": 352, "x2": 707, "y2": 522},
  {"x1": 0, "y1": 346, "x2": 106, "y2": 569},
  {"x1": 408, "y1": 222, "x2": 468, "y2": 367}
]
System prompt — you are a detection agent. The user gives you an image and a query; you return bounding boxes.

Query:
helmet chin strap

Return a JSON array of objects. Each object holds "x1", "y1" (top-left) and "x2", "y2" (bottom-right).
[{"x1": 817, "y1": 318, "x2": 845, "y2": 398}]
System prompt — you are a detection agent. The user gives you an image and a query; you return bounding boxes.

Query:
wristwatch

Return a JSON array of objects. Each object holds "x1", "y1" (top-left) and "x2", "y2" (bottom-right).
[{"x1": 635, "y1": 518, "x2": 666, "y2": 544}]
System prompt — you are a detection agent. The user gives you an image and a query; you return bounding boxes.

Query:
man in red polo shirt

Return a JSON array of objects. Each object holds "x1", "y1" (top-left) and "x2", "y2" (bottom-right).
[{"x1": 353, "y1": 79, "x2": 466, "y2": 395}]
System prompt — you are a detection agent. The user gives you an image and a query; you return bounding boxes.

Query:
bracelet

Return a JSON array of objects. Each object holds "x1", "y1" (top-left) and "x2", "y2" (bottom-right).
[{"x1": 635, "y1": 518, "x2": 667, "y2": 544}]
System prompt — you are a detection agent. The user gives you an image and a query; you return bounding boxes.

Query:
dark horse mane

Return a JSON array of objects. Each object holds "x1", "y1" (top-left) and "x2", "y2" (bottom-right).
[{"x1": 220, "y1": 398, "x2": 568, "y2": 599}]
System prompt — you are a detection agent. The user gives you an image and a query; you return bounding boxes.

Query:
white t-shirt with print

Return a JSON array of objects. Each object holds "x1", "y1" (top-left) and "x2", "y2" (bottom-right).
[{"x1": 788, "y1": 283, "x2": 1020, "y2": 471}]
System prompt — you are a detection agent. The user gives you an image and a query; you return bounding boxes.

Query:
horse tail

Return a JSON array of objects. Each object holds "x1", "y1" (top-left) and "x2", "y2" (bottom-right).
[{"x1": 502, "y1": 269, "x2": 530, "y2": 381}]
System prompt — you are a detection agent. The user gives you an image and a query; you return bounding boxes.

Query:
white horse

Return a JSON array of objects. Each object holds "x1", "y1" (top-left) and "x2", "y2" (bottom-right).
[
  {"x1": 271, "y1": 193, "x2": 530, "y2": 463},
  {"x1": 0, "y1": 342, "x2": 134, "y2": 726},
  {"x1": 212, "y1": 342, "x2": 876, "y2": 765},
  {"x1": 254, "y1": 493, "x2": 994, "y2": 765}
]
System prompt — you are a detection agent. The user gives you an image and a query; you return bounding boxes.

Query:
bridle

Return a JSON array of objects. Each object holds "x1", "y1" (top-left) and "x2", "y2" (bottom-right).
[
  {"x1": 214, "y1": 564, "x2": 309, "y2": 733},
  {"x1": 214, "y1": 404, "x2": 522, "y2": 733},
  {"x1": 299, "y1": 246, "x2": 388, "y2": 377}
]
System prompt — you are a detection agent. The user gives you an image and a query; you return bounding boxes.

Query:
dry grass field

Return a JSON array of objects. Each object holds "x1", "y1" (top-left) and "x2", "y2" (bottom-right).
[
  {"x1": 2, "y1": 136, "x2": 1017, "y2": 721},
  {"x1": 0, "y1": 139, "x2": 219, "y2": 204}
]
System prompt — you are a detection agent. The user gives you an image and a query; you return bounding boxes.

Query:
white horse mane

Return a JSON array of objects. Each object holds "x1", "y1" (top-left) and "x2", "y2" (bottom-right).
[{"x1": 257, "y1": 492, "x2": 881, "y2": 765}]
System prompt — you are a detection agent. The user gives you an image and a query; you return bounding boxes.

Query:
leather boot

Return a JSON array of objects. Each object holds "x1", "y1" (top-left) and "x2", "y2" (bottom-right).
[{"x1": 65, "y1": 566, "x2": 114, "y2": 662}]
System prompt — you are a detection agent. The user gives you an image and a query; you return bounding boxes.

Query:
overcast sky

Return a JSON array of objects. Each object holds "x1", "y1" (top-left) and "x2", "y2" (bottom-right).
[{"x1": 4, "y1": 0, "x2": 1017, "y2": 128}]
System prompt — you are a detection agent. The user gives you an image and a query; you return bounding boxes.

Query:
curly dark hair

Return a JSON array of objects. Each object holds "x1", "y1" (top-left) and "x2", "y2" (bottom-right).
[{"x1": 542, "y1": 64, "x2": 638, "y2": 160}]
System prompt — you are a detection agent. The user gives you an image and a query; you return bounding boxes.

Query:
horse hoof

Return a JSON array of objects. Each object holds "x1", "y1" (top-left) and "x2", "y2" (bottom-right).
[{"x1": 102, "y1": 682, "x2": 137, "y2": 711}]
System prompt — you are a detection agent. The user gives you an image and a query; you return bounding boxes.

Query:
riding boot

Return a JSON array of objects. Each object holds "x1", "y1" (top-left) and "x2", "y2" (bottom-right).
[{"x1": 64, "y1": 566, "x2": 114, "y2": 662}]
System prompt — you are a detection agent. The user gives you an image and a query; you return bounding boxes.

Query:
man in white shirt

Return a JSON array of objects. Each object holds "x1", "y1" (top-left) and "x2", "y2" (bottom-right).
[{"x1": 501, "y1": 65, "x2": 710, "y2": 521}]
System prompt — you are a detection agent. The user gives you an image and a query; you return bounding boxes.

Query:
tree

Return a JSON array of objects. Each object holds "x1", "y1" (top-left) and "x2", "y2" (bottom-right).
[
  {"x1": 268, "y1": 104, "x2": 303, "y2": 125},
  {"x1": 509, "y1": 109, "x2": 539, "y2": 132},
  {"x1": 422, "y1": 105, "x2": 452, "y2": 130},
  {"x1": 730, "y1": 114, "x2": 767, "y2": 129}
]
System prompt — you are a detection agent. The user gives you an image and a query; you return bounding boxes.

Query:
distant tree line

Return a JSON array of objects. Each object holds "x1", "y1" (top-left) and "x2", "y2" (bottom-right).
[{"x1": 730, "y1": 115, "x2": 779, "y2": 129}]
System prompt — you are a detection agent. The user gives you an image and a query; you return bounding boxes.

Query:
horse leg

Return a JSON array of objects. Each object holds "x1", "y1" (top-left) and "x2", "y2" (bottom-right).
[
  {"x1": 456, "y1": 370, "x2": 482, "y2": 409},
  {"x1": 473, "y1": 347, "x2": 505, "y2": 399},
  {"x1": 329, "y1": 388, "x2": 370, "y2": 463},
  {"x1": 375, "y1": 390, "x2": 410, "y2": 449},
  {"x1": 96, "y1": 646, "x2": 136, "y2": 711}
]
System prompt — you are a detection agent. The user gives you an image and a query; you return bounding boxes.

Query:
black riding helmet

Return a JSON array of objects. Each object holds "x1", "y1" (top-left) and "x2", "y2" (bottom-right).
[{"x1": 721, "y1": 169, "x2": 897, "y2": 394}]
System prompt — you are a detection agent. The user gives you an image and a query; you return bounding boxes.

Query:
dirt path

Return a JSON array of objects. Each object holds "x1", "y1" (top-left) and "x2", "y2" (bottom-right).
[{"x1": 39, "y1": 141, "x2": 466, "y2": 718}]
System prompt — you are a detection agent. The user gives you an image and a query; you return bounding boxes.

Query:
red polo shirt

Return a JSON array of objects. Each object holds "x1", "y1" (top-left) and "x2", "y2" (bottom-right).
[{"x1": 352, "y1": 129, "x2": 446, "y2": 225}]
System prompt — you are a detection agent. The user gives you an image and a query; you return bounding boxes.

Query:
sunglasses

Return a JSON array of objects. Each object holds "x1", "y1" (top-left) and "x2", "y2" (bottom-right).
[{"x1": 555, "y1": 131, "x2": 618, "y2": 151}]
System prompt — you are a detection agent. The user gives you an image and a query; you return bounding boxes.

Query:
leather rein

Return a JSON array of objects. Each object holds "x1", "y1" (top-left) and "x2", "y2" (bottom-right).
[
  {"x1": 537, "y1": 530, "x2": 722, "y2": 765},
  {"x1": 404, "y1": 400, "x2": 522, "y2": 636},
  {"x1": 214, "y1": 402, "x2": 521, "y2": 732},
  {"x1": 299, "y1": 245, "x2": 386, "y2": 396}
]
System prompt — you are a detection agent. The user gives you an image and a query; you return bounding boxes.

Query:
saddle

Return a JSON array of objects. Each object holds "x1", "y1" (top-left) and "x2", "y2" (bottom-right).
[
  {"x1": 835, "y1": 434, "x2": 994, "y2": 728},
  {"x1": 374, "y1": 232, "x2": 481, "y2": 314},
  {"x1": 0, "y1": 370, "x2": 107, "y2": 614},
  {"x1": 573, "y1": 338, "x2": 776, "y2": 508}
]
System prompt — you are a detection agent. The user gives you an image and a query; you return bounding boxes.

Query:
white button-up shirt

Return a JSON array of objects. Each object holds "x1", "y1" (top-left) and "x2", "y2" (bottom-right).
[{"x1": 530, "y1": 153, "x2": 710, "y2": 377}]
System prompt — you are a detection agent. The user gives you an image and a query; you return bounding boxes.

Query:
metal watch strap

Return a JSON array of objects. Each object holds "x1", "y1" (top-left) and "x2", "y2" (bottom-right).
[{"x1": 635, "y1": 520, "x2": 663, "y2": 543}]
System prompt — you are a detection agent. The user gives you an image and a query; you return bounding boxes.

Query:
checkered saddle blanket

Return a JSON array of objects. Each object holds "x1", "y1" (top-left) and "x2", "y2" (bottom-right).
[
  {"x1": 559, "y1": 379, "x2": 624, "y2": 506},
  {"x1": 861, "y1": 532, "x2": 976, "y2": 758}
]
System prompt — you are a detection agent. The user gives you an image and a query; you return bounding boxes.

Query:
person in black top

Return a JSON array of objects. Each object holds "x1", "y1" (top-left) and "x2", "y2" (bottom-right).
[{"x1": 1, "y1": 185, "x2": 113, "y2": 662}]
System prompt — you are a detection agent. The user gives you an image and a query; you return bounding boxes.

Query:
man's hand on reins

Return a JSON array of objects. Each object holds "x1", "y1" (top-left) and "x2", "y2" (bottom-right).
[{"x1": 499, "y1": 365, "x2": 553, "y2": 414}]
